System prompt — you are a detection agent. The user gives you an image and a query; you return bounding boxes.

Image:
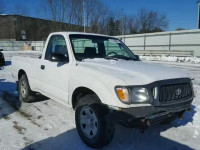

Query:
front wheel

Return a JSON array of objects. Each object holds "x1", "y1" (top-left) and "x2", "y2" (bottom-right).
[{"x1": 75, "y1": 95, "x2": 115, "y2": 148}]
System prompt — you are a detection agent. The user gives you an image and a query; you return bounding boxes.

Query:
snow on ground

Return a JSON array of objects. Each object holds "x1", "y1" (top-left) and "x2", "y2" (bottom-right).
[
  {"x1": 140, "y1": 55, "x2": 200, "y2": 64},
  {"x1": 0, "y1": 52, "x2": 200, "y2": 150}
]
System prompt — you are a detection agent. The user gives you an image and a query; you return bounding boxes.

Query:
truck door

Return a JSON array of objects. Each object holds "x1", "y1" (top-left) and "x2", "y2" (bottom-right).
[{"x1": 37, "y1": 34, "x2": 70, "y2": 105}]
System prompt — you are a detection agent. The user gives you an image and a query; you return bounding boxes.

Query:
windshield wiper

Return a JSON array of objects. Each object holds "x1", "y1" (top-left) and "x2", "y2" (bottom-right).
[
  {"x1": 77, "y1": 57, "x2": 97, "y2": 61},
  {"x1": 105, "y1": 55, "x2": 135, "y2": 61},
  {"x1": 104, "y1": 56, "x2": 118, "y2": 61}
]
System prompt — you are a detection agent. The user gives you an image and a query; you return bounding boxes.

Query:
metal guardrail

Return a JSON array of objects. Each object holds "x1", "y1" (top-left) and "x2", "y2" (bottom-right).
[
  {"x1": 116, "y1": 29, "x2": 200, "y2": 57},
  {"x1": 132, "y1": 50, "x2": 194, "y2": 57}
]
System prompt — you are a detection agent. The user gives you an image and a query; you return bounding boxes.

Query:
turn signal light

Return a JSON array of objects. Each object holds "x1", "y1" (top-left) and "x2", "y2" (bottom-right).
[{"x1": 116, "y1": 87, "x2": 129, "y2": 103}]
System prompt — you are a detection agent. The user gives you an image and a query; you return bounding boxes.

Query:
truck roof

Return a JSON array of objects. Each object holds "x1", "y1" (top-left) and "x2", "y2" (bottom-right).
[{"x1": 50, "y1": 32, "x2": 114, "y2": 38}]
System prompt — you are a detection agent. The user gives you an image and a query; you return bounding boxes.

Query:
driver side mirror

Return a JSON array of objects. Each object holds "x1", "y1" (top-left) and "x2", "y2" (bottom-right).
[
  {"x1": 50, "y1": 53, "x2": 69, "y2": 62},
  {"x1": 134, "y1": 55, "x2": 140, "y2": 61}
]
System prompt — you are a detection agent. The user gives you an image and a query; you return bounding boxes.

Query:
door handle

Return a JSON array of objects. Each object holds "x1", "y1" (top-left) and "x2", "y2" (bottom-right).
[{"x1": 41, "y1": 65, "x2": 45, "y2": 70}]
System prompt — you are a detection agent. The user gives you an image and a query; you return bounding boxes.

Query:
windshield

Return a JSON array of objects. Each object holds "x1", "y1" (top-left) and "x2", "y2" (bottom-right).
[{"x1": 69, "y1": 34, "x2": 139, "y2": 61}]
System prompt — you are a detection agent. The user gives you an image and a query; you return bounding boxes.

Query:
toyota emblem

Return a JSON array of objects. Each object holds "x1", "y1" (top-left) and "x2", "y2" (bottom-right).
[{"x1": 176, "y1": 88, "x2": 182, "y2": 96}]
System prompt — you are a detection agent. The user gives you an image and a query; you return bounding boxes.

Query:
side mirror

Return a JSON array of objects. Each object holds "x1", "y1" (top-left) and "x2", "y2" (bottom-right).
[
  {"x1": 50, "y1": 53, "x2": 68, "y2": 62},
  {"x1": 134, "y1": 55, "x2": 140, "y2": 61}
]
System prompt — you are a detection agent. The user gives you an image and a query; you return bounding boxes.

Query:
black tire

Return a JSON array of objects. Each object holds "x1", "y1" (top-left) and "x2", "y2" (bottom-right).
[
  {"x1": 75, "y1": 94, "x2": 115, "y2": 148},
  {"x1": 19, "y1": 74, "x2": 36, "y2": 103},
  {"x1": 0, "y1": 52, "x2": 5, "y2": 67}
]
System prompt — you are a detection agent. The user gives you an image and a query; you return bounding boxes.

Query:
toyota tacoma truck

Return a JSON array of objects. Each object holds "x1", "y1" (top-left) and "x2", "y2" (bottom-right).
[{"x1": 12, "y1": 32, "x2": 194, "y2": 148}]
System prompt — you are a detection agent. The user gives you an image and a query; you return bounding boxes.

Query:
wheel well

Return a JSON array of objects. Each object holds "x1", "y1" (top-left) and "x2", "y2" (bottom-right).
[
  {"x1": 18, "y1": 69, "x2": 26, "y2": 80},
  {"x1": 72, "y1": 87, "x2": 101, "y2": 109}
]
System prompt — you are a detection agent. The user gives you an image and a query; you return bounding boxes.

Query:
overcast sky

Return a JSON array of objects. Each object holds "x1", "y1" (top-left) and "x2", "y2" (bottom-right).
[{"x1": 2, "y1": 0, "x2": 199, "y2": 31}]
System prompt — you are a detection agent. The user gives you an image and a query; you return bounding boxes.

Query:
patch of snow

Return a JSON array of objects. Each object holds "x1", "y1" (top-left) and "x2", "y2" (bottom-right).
[
  {"x1": 140, "y1": 56, "x2": 200, "y2": 64},
  {"x1": 193, "y1": 130, "x2": 199, "y2": 138}
]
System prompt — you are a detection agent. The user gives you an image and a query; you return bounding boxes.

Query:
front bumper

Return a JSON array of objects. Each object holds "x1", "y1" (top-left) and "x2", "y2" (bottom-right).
[
  {"x1": 108, "y1": 98, "x2": 193, "y2": 125},
  {"x1": 109, "y1": 78, "x2": 194, "y2": 125}
]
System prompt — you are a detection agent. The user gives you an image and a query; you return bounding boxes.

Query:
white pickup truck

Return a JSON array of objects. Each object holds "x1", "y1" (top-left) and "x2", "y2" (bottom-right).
[{"x1": 12, "y1": 32, "x2": 194, "y2": 148}]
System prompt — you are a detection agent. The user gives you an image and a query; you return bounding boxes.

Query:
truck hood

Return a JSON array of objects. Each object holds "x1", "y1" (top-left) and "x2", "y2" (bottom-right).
[{"x1": 79, "y1": 59, "x2": 188, "y2": 85}]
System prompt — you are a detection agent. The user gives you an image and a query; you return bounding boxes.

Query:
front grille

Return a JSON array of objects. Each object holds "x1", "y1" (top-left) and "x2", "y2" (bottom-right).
[{"x1": 159, "y1": 83, "x2": 192, "y2": 102}]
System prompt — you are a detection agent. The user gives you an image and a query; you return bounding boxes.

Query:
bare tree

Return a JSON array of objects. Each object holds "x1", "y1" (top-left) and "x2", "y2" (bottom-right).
[
  {"x1": 65, "y1": 0, "x2": 110, "y2": 33},
  {"x1": 41, "y1": 1, "x2": 169, "y2": 35},
  {"x1": 42, "y1": 0, "x2": 69, "y2": 31},
  {"x1": 46, "y1": 0, "x2": 69, "y2": 22},
  {"x1": 42, "y1": 0, "x2": 110, "y2": 33},
  {"x1": 112, "y1": 11, "x2": 136, "y2": 35},
  {"x1": 134, "y1": 9, "x2": 169, "y2": 33},
  {"x1": 68, "y1": 0, "x2": 83, "y2": 28},
  {"x1": 120, "y1": 15, "x2": 136, "y2": 35},
  {"x1": 85, "y1": 0, "x2": 110, "y2": 33}
]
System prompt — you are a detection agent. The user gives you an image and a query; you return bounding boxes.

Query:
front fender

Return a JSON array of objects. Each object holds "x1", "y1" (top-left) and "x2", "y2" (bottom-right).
[{"x1": 68, "y1": 68, "x2": 128, "y2": 108}]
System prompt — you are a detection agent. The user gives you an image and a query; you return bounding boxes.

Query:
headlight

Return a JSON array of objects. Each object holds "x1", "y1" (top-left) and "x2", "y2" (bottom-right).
[
  {"x1": 115, "y1": 86, "x2": 150, "y2": 104},
  {"x1": 131, "y1": 87, "x2": 150, "y2": 103},
  {"x1": 115, "y1": 87, "x2": 130, "y2": 103}
]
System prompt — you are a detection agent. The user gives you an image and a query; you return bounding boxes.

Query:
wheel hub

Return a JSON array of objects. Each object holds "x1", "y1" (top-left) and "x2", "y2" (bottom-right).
[
  {"x1": 80, "y1": 106, "x2": 98, "y2": 139},
  {"x1": 20, "y1": 81, "x2": 27, "y2": 98}
]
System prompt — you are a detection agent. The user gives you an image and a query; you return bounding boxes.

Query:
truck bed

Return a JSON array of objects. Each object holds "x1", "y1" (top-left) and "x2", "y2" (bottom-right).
[
  {"x1": 11, "y1": 54, "x2": 41, "y2": 82},
  {"x1": 3, "y1": 51, "x2": 42, "y2": 61}
]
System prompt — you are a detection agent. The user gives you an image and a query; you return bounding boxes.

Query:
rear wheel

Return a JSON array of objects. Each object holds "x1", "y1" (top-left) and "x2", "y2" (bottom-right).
[
  {"x1": 19, "y1": 74, "x2": 36, "y2": 103},
  {"x1": 0, "y1": 52, "x2": 5, "y2": 67},
  {"x1": 75, "y1": 94, "x2": 115, "y2": 148}
]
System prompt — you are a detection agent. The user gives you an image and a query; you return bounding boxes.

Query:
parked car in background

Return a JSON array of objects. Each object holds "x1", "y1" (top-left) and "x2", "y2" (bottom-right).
[
  {"x1": 12, "y1": 32, "x2": 194, "y2": 148},
  {"x1": 0, "y1": 49, "x2": 5, "y2": 67}
]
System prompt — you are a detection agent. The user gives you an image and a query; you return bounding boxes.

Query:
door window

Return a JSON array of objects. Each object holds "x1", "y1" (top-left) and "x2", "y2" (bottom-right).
[{"x1": 45, "y1": 35, "x2": 69, "y2": 61}]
